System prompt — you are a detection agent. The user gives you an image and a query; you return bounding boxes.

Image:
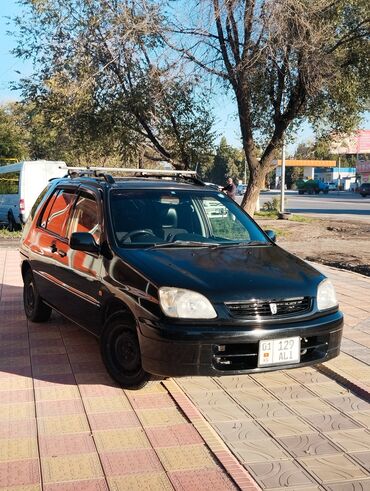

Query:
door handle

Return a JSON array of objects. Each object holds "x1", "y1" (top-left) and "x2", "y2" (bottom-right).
[
  {"x1": 50, "y1": 243, "x2": 57, "y2": 253},
  {"x1": 58, "y1": 250, "x2": 67, "y2": 258}
]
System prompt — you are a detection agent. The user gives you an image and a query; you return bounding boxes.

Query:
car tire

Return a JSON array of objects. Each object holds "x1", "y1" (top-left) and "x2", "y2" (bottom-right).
[
  {"x1": 100, "y1": 313, "x2": 152, "y2": 389},
  {"x1": 23, "y1": 270, "x2": 52, "y2": 322}
]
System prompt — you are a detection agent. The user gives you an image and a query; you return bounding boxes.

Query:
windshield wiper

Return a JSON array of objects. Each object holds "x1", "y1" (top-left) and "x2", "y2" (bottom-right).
[
  {"x1": 211, "y1": 240, "x2": 269, "y2": 249},
  {"x1": 150, "y1": 240, "x2": 219, "y2": 249}
]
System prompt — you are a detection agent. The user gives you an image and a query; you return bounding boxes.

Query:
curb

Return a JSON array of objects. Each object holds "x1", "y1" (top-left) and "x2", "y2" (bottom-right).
[{"x1": 163, "y1": 379, "x2": 261, "y2": 491}]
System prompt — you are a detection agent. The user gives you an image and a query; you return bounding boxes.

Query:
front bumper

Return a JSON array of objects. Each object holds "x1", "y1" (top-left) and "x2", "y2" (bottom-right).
[{"x1": 138, "y1": 311, "x2": 343, "y2": 377}]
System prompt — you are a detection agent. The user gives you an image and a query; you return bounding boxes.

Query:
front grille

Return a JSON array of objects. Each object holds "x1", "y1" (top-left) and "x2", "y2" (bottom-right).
[
  {"x1": 212, "y1": 334, "x2": 329, "y2": 371},
  {"x1": 226, "y1": 297, "x2": 311, "y2": 319}
]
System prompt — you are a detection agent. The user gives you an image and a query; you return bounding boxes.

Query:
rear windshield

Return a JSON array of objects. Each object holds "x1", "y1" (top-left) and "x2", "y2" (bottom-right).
[
  {"x1": 109, "y1": 189, "x2": 269, "y2": 247},
  {"x1": 0, "y1": 171, "x2": 20, "y2": 194}
]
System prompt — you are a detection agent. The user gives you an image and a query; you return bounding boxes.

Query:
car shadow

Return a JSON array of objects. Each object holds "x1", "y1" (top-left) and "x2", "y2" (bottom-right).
[{"x1": 0, "y1": 283, "x2": 119, "y2": 389}]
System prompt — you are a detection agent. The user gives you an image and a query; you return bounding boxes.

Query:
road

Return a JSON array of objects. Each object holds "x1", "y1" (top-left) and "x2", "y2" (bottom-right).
[{"x1": 236, "y1": 190, "x2": 370, "y2": 221}]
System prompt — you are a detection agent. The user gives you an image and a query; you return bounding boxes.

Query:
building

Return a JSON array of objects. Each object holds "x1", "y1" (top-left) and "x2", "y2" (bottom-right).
[{"x1": 330, "y1": 129, "x2": 370, "y2": 184}]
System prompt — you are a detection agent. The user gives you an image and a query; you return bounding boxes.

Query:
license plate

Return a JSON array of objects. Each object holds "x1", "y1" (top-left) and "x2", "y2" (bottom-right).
[{"x1": 258, "y1": 337, "x2": 300, "y2": 367}]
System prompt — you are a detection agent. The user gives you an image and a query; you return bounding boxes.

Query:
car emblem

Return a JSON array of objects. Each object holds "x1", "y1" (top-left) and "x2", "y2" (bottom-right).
[{"x1": 270, "y1": 303, "x2": 277, "y2": 314}]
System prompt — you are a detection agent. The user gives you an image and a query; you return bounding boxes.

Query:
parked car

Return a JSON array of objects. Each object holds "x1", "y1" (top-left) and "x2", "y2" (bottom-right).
[
  {"x1": 296, "y1": 179, "x2": 329, "y2": 195},
  {"x1": 237, "y1": 183, "x2": 247, "y2": 195},
  {"x1": 0, "y1": 160, "x2": 67, "y2": 230},
  {"x1": 358, "y1": 183, "x2": 370, "y2": 197},
  {"x1": 20, "y1": 168, "x2": 343, "y2": 388}
]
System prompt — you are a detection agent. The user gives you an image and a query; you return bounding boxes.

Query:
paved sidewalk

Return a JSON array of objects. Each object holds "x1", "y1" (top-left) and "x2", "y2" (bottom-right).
[{"x1": 1, "y1": 249, "x2": 370, "y2": 490}]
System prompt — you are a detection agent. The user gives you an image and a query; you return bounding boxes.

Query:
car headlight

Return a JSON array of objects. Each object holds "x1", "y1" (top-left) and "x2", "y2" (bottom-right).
[
  {"x1": 158, "y1": 287, "x2": 217, "y2": 319},
  {"x1": 317, "y1": 279, "x2": 338, "y2": 311}
]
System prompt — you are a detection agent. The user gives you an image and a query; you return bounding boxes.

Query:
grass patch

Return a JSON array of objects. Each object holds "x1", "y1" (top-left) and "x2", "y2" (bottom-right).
[
  {"x1": 0, "y1": 227, "x2": 22, "y2": 239},
  {"x1": 289, "y1": 214, "x2": 316, "y2": 223},
  {"x1": 254, "y1": 210, "x2": 279, "y2": 219}
]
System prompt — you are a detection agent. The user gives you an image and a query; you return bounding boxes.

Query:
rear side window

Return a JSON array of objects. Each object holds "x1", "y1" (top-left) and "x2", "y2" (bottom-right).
[
  {"x1": 0, "y1": 171, "x2": 20, "y2": 194},
  {"x1": 40, "y1": 189, "x2": 76, "y2": 237}
]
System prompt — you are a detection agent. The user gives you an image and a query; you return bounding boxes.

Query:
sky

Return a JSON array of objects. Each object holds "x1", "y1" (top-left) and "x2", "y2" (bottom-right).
[{"x1": 0, "y1": 0, "x2": 368, "y2": 156}]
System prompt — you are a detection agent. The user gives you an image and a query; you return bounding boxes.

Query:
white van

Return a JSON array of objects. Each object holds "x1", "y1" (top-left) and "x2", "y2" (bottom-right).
[{"x1": 0, "y1": 160, "x2": 67, "y2": 230}]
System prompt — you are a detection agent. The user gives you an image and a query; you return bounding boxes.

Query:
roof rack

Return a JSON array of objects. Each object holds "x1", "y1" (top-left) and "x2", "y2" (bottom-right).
[{"x1": 62, "y1": 167, "x2": 205, "y2": 186}]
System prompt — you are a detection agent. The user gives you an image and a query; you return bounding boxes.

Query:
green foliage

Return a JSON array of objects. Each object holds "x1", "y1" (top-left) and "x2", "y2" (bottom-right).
[
  {"x1": 262, "y1": 197, "x2": 286, "y2": 212},
  {"x1": 11, "y1": 0, "x2": 215, "y2": 168},
  {"x1": 0, "y1": 104, "x2": 28, "y2": 162},
  {"x1": 206, "y1": 137, "x2": 246, "y2": 184}
]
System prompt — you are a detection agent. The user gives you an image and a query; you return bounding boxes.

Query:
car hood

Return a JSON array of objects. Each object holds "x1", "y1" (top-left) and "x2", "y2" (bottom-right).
[{"x1": 117, "y1": 244, "x2": 324, "y2": 303}]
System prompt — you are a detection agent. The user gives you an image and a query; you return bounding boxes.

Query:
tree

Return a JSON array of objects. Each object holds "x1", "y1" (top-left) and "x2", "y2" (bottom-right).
[
  {"x1": 168, "y1": 0, "x2": 370, "y2": 213},
  {"x1": 207, "y1": 136, "x2": 245, "y2": 184},
  {"x1": 12, "y1": 0, "x2": 215, "y2": 168},
  {"x1": 0, "y1": 104, "x2": 28, "y2": 163}
]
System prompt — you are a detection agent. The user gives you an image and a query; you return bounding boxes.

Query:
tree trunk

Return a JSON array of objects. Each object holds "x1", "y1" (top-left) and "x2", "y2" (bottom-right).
[{"x1": 241, "y1": 153, "x2": 275, "y2": 215}]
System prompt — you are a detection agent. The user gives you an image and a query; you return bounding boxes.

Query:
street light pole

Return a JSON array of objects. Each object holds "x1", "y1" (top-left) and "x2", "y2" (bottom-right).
[{"x1": 280, "y1": 137, "x2": 286, "y2": 213}]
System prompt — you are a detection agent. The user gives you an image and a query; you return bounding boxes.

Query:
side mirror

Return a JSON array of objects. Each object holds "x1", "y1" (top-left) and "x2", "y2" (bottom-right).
[
  {"x1": 264, "y1": 229, "x2": 276, "y2": 242},
  {"x1": 70, "y1": 232, "x2": 100, "y2": 254}
]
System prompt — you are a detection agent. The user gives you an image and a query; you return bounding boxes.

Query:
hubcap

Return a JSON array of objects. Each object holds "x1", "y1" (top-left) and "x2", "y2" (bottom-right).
[{"x1": 113, "y1": 330, "x2": 140, "y2": 374}]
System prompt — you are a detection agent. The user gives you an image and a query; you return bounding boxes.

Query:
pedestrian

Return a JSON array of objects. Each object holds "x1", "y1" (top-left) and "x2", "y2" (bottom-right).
[{"x1": 222, "y1": 177, "x2": 236, "y2": 200}]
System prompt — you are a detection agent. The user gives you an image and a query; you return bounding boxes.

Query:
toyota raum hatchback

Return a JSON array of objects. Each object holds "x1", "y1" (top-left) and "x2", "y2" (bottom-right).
[{"x1": 20, "y1": 168, "x2": 343, "y2": 388}]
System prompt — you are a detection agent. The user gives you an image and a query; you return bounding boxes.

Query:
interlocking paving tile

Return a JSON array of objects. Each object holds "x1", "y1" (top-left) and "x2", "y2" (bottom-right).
[
  {"x1": 259, "y1": 416, "x2": 314, "y2": 437},
  {"x1": 349, "y1": 411, "x2": 370, "y2": 428},
  {"x1": 108, "y1": 473, "x2": 173, "y2": 491},
  {"x1": 37, "y1": 414, "x2": 90, "y2": 435},
  {"x1": 38, "y1": 433, "x2": 96, "y2": 456},
  {"x1": 278, "y1": 433, "x2": 342, "y2": 457},
  {"x1": 284, "y1": 397, "x2": 339, "y2": 417},
  {"x1": 325, "y1": 396, "x2": 370, "y2": 412},
  {"x1": 226, "y1": 387, "x2": 274, "y2": 403},
  {"x1": 247, "y1": 459, "x2": 316, "y2": 489},
  {"x1": 33, "y1": 374, "x2": 76, "y2": 387},
  {"x1": 252, "y1": 372, "x2": 298, "y2": 387},
  {"x1": 36, "y1": 399, "x2": 85, "y2": 417},
  {"x1": 136, "y1": 408, "x2": 187, "y2": 427},
  {"x1": 230, "y1": 438, "x2": 291, "y2": 463},
  {"x1": 44, "y1": 479, "x2": 109, "y2": 491},
  {"x1": 32, "y1": 364, "x2": 73, "y2": 376},
  {"x1": 0, "y1": 402, "x2": 35, "y2": 421},
  {"x1": 0, "y1": 377, "x2": 33, "y2": 391},
  {"x1": 83, "y1": 396, "x2": 131, "y2": 414},
  {"x1": 289, "y1": 368, "x2": 332, "y2": 385},
  {"x1": 212, "y1": 419, "x2": 269, "y2": 442},
  {"x1": 168, "y1": 468, "x2": 237, "y2": 490},
  {"x1": 305, "y1": 413, "x2": 362, "y2": 433},
  {"x1": 351, "y1": 452, "x2": 370, "y2": 472},
  {"x1": 35, "y1": 386, "x2": 80, "y2": 401},
  {"x1": 94, "y1": 428, "x2": 150, "y2": 451},
  {"x1": 0, "y1": 437, "x2": 38, "y2": 462},
  {"x1": 195, "y1": 400, "x2": 248, "y2": 422},
  {"x1": 156, "y1": 445, "x2": 216, "y2": 471},
  {"x1": 299, "y1": 454, "x2": 369, "y2": 484},
  {"x1": 268, "y1": 384, "x2": 317, "y2": 400},
  {"x1": 0, "y1": 389, "x2": 34, "y2": 404},
  {"x1": 0, "y1": 420, "x2": 37, "y2": 439},
  {"x1": 178, "y1": 377, "x2": 221, "y2": 393},
  {"x1": 324, "y1": 479, "x2": 370, "y2": 491},
  {"x1": 216, "y1": 375, "x2": 259, "y2": 391},
  {"x1": 308, "y1": 383, "x2": 351, "y2": 398},
  {"x1": 326, "y1": 430, "x2": 370, "y2": 453},
  {"x1": 88, "y1": 411, "x2": 141, "y2": 430},
  {"x1": 0, "y1": 458, "x2": 40, "y2": 487},
  {"x1": 100, "y1": 449, "x2": 163, "y2": 476},
  {"x1": 42, "y1": 453, "x2": 104, "y2": 483},
  {"x1": 244, "y1": 400, "x2": 294, "y2": 419},
  {"x1": 130, "y1": 392, "x2": 177, "y2": 409},
  {"x1": 145, "y1": 423, "x2": 203, "y2": 447}
]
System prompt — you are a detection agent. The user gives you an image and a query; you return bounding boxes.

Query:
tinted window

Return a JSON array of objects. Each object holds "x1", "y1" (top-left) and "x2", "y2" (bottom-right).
[
  {"x1": 68, "y1": 193, "x2": 100, "y2": 244},
  {"x1": 0, "y1": 171, "x2": 20, "y2": 194},
  {"x1": 110, "y1": 189, "x2": 267, "y2": 246},
  {"x1": 40, "y1": 189, "x2": 76, "y2": 237}
]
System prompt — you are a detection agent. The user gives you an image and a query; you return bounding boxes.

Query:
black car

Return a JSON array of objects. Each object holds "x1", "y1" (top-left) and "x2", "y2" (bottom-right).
[
  {"x1": 358, "y1": 183, "x2": 370, "y2": 197},
  {"x1": 20, "y1": 168, "x2": 343, "y2": 388}
]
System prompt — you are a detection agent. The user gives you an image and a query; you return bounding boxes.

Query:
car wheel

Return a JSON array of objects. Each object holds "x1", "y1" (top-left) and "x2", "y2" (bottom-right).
[
  {"x1": 7, "y1": 215, "x2": 16, "y2": 232},
  {"x1": 23, "y1": 270, "x2": 52, "y2": 322},
  {"x1": 100, "y1": 314, "x2": 152, "y2": 388}
]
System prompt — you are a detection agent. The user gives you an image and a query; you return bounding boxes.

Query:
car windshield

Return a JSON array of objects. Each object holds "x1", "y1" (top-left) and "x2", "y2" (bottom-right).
[{"x1": 109, "y1": 189, "x2": 270, "y2": 247}]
